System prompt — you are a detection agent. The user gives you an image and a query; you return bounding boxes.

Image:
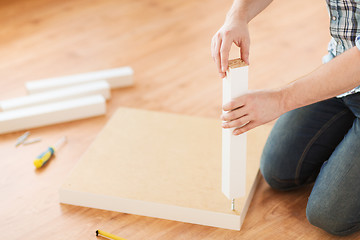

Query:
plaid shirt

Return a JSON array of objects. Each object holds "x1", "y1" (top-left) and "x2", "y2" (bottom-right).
[{"x1": 324, "y1": 0, "x2": 360, "y2": 97}]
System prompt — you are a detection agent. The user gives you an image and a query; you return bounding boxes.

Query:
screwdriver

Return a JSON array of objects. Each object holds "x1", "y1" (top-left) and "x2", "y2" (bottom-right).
[{"x1": 33, "y1": 136, "x2": 67, "y2": 168}]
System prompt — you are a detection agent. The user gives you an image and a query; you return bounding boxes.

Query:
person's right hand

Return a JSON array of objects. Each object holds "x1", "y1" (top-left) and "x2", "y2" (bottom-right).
[{"x1": 211, "y1": 19, "x2": 250, "y2": 78}]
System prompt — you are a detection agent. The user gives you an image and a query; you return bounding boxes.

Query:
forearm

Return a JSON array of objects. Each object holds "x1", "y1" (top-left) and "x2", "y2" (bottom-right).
[
  {"x1": 281, "y1": 47, "x2": 360, "y2": 112},
  {"x1": 226, "y1": 0, "x2": 273, "y2": 23}
]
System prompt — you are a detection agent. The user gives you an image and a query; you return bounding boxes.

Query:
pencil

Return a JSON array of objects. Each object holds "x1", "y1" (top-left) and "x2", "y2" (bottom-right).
[{"x1": 96, "y1": 229, "x2": 127, "y2": 240}]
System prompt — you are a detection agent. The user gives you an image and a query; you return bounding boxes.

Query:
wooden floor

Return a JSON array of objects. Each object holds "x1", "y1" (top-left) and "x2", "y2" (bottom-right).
[{"x1": 1, "y1": 0, "x2": 359, "y2": 239}]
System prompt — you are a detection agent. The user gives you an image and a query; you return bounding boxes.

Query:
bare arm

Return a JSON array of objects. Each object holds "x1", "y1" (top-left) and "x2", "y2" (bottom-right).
[
  {"x1": 211, "y1": 0, "x2": 273, "y2": 77},
  {"x1": 227, "y1": 0, "x2": 273, "y2": 24},
  {"x1": 222, "y1": 46, "x2": 360, "y2": 135},
  {"x1": 282, "y1": 47, "x2": 360, "y2": 111}
]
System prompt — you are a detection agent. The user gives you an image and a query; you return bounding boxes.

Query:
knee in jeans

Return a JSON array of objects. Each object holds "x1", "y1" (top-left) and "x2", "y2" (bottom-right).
[
  {"x1": 260, "y1": 165, "x2": 297, "y2": 191},
  {"x1": 306, "y1": 198, "x2": 358, "y2": 236},
  {"x1": 260, "y1": 143, "x2": 299, "y2": 191}
]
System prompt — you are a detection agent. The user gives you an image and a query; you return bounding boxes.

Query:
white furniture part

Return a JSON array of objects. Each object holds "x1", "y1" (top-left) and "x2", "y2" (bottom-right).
[
  {"x1": 222, "y1": 58, "x2": 248, "y2": 199},
  {"x1": 25, "y1": 67, "x2": 133, "y2": 94},
  {"x1": 0, "y1": 81, "x2": 110, "y2": 112},
  {"x1": 0, "y1": 95, "x2": 106, "y2": 134}
]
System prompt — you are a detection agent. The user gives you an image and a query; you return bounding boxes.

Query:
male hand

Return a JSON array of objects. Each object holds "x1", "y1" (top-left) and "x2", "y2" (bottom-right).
[
  {"x1": 211, "y1": 19, "x2": 250, "y2": 78},
  {"x1": 221, "y1": 90, "x2": 286, "y2": 134}
]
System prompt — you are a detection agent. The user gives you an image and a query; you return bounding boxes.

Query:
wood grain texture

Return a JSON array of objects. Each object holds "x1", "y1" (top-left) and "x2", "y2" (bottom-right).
[
  {"x1": 228, "y1": 58, "x2": 247, "y2": 69},
  {"x1": 1, "y1": 0, "x2": 359, "y2": 239},
  {"x1": 59, "y1": 108, "x2": 265, "y2": 230}
]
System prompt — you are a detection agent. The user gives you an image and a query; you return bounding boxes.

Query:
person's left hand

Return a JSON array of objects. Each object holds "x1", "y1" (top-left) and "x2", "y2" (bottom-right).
[{"x1": 221, "y1": 89, "x2": 286, "y2": 135}]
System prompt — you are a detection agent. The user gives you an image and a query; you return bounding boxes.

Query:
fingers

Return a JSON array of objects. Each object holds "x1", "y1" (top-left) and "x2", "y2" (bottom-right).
[
  {"x1": 220, "y1": 35, "x2": 232, "y2": 73},
  {"x1": 221, "y1": 105, "x2": 246, "y2": 121},
  {"x1": 240, "y1": 39, "x2": 250, "y2": 65},
  {"x1": 233, "y1": 121, "x2": 257, "y2": 135},
  {"x1": 213, "y1": 35, "x2": 223, "y2": 78},
  {"x1": 211, "y1": 32, "x2": 232, "y2": 78},
  {"x1": 212, "y1": 26, "x2": 251, "y2": 77},
  {"x1": 222, "y1": 96, "x2": 245, "y2": 112},
  {"x1": 211, "y1": 35, "x2": 217, "y2": 61},
  {"x1": 222, "y1": 114, "x2": 251, "y2": 129}
]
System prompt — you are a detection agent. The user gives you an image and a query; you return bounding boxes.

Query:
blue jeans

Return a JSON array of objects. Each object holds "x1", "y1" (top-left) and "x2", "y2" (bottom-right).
[{"x1": 260, "y1": 93, "x2": 360, "y2": 236}]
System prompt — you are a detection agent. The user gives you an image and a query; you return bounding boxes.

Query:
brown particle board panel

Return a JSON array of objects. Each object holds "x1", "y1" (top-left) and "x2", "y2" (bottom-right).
[{"x1": 59, "y1": 107, "x2": 271, "y2": 230}]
